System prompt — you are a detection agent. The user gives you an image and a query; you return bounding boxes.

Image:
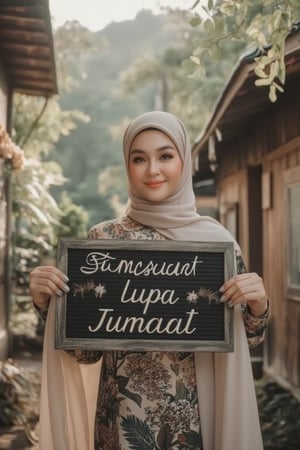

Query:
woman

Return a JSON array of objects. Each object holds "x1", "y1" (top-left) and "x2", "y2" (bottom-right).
[{"x1": 30, "y1": 111, "x2": 269, "y2": 450}]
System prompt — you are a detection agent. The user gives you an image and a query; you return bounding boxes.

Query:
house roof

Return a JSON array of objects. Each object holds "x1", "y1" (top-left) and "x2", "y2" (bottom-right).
[
  {"x1": 192, "y1": 25, "x2": 300, "y2": 180},
  {"x1": 0, "y1": 0, "x2": 57, "y2": 97}
]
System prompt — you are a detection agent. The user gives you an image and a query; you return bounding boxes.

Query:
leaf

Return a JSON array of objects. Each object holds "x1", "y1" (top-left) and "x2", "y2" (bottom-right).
[
  {"x1": 23, "y1": 184, "x2": 40, "y2": 199},
  {"x1": 208, "y1": 0, "x2": 213, "y2": 11},
  {"x1": 203, "y1": 18, "x2": 215, "y2": 34},
  {"x1": 118, "y1": 387, "x2": 142, "y2": 408},
  {"x1": 21, "y1": 202, "x2": 50, "y2": 225},
  {"x1": 254, "y1": 67, "x2": 268, "y2": 78},
  {"x1": 120, "y1": 415, "x2": 155, "y2": 450},
  {"x1": 215, "y1": 128, "x2": 222, "y2": 142},
  {"x1": 175, "y1": 379, "x2": 189, "y2": 400},
  {"x1": 255, "y1": 78, "x2": 271, "y2": 86},
  {"x1": 181, "y1": 59, "x2": 197, "y2": 72},
  {"x1": 273, "y1": 82, "x2": 284, "y2": 93},
  {"x1": 189, "y1": 14, "x2": 201, "y2": 28},
  {"x1": 190, "y1": 0, "x2": 200, "y2": 9},
  {"x1": 183, "y1": 430, "x2": 202, "y2": 447},
  {"x1": 190, "y1": 55, "x2": 200, "y2": 65},
  {"x1": 157, "y1": 423, "x2": 174, "y2": 450},
  {"x1": 170, "y1": 363, "x2": 179, "y2": 376},
  {"x1": 269, "y1": 85, "x2": 277, "y2": 102},
  {"x1": 116, "y1": 375, "x2": 129, "y2": 389}
]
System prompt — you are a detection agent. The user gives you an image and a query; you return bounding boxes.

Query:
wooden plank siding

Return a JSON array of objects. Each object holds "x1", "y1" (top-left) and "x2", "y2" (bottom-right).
[
  {"x1": 231, "y1": 91, "x2": 300, "y2": 394},
  {"x1": 193, "y1": 47, "x2": 300, "y2": 394}
]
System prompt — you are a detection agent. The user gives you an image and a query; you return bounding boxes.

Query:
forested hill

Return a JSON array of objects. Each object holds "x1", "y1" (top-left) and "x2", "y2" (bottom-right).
[{"x1": 52, "y1": 10, "x2": 182, "y2": 226}]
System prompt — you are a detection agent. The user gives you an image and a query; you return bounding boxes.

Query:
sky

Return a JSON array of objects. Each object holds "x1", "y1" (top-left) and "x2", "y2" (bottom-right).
[{"x1": 49, "y1": 0, "x2": 192, "y2": 31}]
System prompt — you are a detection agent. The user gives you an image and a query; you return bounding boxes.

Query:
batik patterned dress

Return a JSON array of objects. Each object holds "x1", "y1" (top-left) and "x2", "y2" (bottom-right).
[{"x1": 65, "y1": 216, "x2": 269, "y2": 450}]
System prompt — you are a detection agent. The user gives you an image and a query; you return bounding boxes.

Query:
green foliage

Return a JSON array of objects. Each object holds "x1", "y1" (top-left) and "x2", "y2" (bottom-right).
[
  {"x1": 55, "y1": 192, "x2": 89, "y2": 238},
  {"x1": 118, "y1": 10, "x2": 244, "y2": 139},
  {"x1": 185, "y1": 0, "x2": 300, "y2": 102},
  {"x1": 98, "y1": 165, "x2": 128, "y2": 216},
  {"x1": 12, "y1": 159, "x2": 64, "y2": 286},
  {"x1": 51, "y1": 11, "x2": 179, "y2": 226},
  {"x1": 10, "y1": 21, "x2": 100, "y2": 287},
  {"x1": 12, "y1": 94, "x2": 89, "y2": 158}
]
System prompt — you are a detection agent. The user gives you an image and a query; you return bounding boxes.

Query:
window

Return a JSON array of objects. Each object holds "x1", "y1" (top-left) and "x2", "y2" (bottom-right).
[
  {"x1": 284, "y1": 166, "x2": 300, "y2": 299},
  {"x1": 287, "y1": 183, "x2": 300, "y2": 286}
]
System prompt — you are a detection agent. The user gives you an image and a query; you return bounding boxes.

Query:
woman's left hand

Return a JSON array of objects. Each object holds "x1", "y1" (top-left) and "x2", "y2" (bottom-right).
[{"x1": 219, "y1": 273, "x2": 268, "y2": 317}]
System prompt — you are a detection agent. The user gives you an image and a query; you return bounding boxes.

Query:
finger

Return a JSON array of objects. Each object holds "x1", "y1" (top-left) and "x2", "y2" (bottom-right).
[
  {"x1": 220, "y1": 276, "x2": 259, "y2": 305},
  {"x1": 32, "y1": 276, "x2": 68, "y2": 296},
  {"x1": 225, "y1": 283, "x2": 266, "y2": 305},
  {"x1": 30, "y1": 271, "x2": 70, "y2": 297},
  {"x1": 31, "y1": 266, "x2": 69, "y2": 282},
  {"x1": 221, "y1": 273, "x2": 261, "y2": 296}
]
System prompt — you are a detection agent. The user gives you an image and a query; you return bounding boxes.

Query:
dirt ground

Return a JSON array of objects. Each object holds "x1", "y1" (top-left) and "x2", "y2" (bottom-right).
[{"x1": 0, "y1": 350, "x2": 41, "y2": 450}]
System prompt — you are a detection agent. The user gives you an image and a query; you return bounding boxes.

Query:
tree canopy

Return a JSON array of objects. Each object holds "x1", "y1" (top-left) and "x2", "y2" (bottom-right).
[{"x1": 185, "y1": 0, "x2": 300, "y2": 102}]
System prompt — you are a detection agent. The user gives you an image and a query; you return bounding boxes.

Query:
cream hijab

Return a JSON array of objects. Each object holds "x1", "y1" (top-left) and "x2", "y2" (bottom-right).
[
  {"x1": 38, "y1": 111, "x2": 263, "y2": 450},
  {"x1": 123, "y1": 110, "x2": 234, "y2": 242}
]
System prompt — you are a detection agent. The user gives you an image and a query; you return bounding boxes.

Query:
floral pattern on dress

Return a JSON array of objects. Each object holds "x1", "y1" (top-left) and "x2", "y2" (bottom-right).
[{"x1": 96, "y1": 351, "x2": 202, "y2": 450}]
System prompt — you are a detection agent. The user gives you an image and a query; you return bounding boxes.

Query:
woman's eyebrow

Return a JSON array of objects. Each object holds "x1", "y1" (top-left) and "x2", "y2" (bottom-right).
[{"x1": 130, "y1": 145, "x2": 176, "y2": 154}]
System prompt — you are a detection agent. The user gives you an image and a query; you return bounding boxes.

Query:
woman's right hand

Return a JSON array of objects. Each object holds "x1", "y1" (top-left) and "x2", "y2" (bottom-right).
[{"x1": 29, "y1": 266, "x2": 70, "y2": 310}]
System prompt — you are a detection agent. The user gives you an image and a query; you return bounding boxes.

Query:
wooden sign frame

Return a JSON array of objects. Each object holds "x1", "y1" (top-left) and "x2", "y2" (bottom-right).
[{"x1": 56, "y1": 239, "x2": 235, "y2": 352}]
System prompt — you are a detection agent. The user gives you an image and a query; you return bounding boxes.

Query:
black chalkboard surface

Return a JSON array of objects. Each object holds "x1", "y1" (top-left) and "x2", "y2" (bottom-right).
[{"x1": 55, "y1": 239, "x2": 235, "y2": 352}]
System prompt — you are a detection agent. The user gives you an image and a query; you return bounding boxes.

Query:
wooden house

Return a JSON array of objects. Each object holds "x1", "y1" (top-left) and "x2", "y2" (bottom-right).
[
  {"x1": 0, "y1": 0, "x2": 57, "y2": 359},
  {"x1": 192, "y1": 25, "x2": 300, "y2": 397}
]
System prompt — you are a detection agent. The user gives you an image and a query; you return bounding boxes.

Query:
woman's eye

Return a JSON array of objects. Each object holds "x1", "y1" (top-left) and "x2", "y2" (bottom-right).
[
  {"x1": 161, "y1": 153, "x2": 173, "y2": 161},
  {"x1": 132, "y1": 156, "x2": 145, "y2": 163}
]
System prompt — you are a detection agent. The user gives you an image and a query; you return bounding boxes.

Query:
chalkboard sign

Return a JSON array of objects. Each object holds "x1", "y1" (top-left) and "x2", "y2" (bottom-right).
[{"x1": 56, "y1": 239, "x2": 235, "y2": 352}]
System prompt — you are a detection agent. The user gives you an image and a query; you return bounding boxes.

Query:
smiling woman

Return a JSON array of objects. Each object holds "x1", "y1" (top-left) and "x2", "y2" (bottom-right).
[{"x1": 29, "y1": 111, "x2": 269, "y2": 450}]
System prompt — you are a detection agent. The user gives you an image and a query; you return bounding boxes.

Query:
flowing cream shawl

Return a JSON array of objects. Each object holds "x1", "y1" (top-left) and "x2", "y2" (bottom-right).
[{"x1": 39, "y1": 111, "x2": 263, "y2": 450}]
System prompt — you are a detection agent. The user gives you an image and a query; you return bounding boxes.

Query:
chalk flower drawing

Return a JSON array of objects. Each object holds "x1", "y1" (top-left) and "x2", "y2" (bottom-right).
[
  {"x1": 198, "y1": 287, "x2": 219, "y2": 304},
  {"x1": 86, "y1": 280, "x2": 96, "y2": 291},
  {"x1": 72, "y1": 283, "x2": 88, "y2": 298},
  {"x1": 72, "y1": 280, "x2": 107, "y2": 299},
  {"x1": 186, "y1": 287, "x2": 220, "y2": 304},
  {"x1": 186, "y1": 291, "x2": 199, "y2": 303},
  {"x1": 94, "y1": 283, "x2": 107, "y2": 298}
]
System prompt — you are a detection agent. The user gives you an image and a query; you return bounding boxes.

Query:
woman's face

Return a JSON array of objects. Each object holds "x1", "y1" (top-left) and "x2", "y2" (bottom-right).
[{"x1": 128, "y1": 129, "x2": 183, "y2": 202}]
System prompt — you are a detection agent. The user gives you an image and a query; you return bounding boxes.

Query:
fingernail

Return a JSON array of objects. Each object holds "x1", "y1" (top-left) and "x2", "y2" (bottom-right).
[
  {"x1": 63, "y1": 274, "x2": 69, "y2": 282},
  {"x1": 57, "y1": 289, "x2": 63, "y2": 296},
  {"x1": 63, "y1": 284, "x2": 70, "y2": 293},
  {"x1": 219, "y1": 286, "x2": 224, "y2": 293},
  {"x1": 220, "y1": 295, "x2": 226, "y2": 302},
  {"x1": 227, "y1": 301, "x2": 234, "y2": 308}
]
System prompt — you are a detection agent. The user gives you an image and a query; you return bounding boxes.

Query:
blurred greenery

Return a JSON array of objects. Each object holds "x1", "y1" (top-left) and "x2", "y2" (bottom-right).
[
  {"x1": 50, "y1": 9, "x2": 245, "y2": 227},
  {"x1": 10, "y1": 5, "x2": 300, "y2": 287}
]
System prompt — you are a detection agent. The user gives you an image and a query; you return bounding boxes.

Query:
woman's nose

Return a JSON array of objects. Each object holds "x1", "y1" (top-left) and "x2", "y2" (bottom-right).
[{"x1": 148, "y1": 159, "x2": 160, "y2": 175}]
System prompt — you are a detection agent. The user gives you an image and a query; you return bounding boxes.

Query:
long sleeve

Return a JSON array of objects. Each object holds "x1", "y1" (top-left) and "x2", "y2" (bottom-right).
[{"x1": 236, "y1": 252, "x2": 270, "y2": 348}]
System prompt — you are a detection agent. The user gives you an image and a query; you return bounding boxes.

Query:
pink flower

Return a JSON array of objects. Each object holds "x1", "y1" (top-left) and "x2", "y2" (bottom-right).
[{"x1": 0, "y1": 123, "x2": 25, "y2": 170}]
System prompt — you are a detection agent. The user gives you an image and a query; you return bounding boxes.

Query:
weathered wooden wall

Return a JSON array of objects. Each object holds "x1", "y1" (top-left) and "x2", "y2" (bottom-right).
[{"x1": 214, "y1": 79, "x2": 300, "y2": 395}]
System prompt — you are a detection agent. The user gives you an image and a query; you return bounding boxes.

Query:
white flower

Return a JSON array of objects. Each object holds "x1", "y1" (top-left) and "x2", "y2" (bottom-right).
[
  {"x1": 94, "y1": 283, "x2": 107, "y2": 298},
  {"x1": 186, "y1": 290, "x2": 199, "y2": 303}
]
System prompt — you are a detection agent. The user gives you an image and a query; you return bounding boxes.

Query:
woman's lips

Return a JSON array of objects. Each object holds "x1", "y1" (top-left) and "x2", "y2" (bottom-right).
[{"x1": 145, "y1": 181, "x2": 164, "y2": 188}]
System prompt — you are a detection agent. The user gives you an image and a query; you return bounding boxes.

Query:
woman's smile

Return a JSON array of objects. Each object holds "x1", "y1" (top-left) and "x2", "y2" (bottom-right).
[{"x1": 145, "y1": 180, "x2": 165, "y2": 188}]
